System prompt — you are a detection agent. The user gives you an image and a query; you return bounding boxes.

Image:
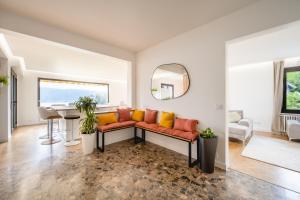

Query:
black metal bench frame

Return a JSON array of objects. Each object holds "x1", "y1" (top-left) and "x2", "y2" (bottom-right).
[
  {"x1": 134, "y1": 127, "x2": 200, "y2": 168},
  {"x1": 96, "y1": 125, "x2": 200, "y2": 168},
  {"x1": 96, "y1": 125, "x2": 135, "y2": 152}
]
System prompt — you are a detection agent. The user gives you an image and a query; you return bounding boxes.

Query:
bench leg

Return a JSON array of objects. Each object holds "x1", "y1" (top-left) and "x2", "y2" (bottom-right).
[
  {"x1": 142, "y1": 129, "x2": 146, "y2": 144},
  {"x1": 134, "y1": 127, "x2": 145, "y2": 144},
  {"x1": 96, "y1": 129, "x2": 105, "y2": 152},
  {"x1": 96, "y1": 129, "x2": 99, "y2": 149},
  {"x1": 188, "y1": 142, "x2": 192, "y2": 166},
  {"x1": 134, "y1": 127, "x2": 137, "y2": 144},
  {"x1": 188, "y1": 138, "x2": 200, "y2": 168},
  {"x1": 102, "y1": 132, "x2": 105, "y2": 152},
  {"x1": 197, "y1": 137, "x2": 200, "y2": 167}
]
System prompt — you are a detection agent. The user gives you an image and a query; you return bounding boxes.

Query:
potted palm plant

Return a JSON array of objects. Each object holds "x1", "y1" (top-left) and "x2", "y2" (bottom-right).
[
  {"x1": 0, "y1": 75, "x2": 9, "y2": 88},
  {"x1": 199, "y1": 128, "x2": 218, "y2": 173},
  {"x1": 75, "y1": 96, "x2": 97, "y2": 155}
]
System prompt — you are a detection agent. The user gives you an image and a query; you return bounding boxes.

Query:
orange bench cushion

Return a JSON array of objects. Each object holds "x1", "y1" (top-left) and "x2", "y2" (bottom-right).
[
  {"x1": 135, "y1": 121, "x2": 198, "y2": 142},
  {"x1": 97, "y1": 120, "x2": 136, "y2": 133}
]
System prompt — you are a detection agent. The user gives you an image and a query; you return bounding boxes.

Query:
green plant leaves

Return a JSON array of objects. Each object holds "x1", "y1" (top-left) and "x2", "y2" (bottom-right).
[
  {"x1": 0, "y1": 75, "x2": 9, "y2": 86},
  {"x1": 74, "y1": 96, "x2": 97, "y2": 134},
  {"x1": 201, "y1": 128, "x2": 215, "y2": 139}
]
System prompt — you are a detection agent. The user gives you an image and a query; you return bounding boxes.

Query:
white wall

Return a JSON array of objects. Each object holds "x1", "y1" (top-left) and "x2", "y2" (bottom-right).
[
  {"x1": 0, "y1": 28, "x2": 132, "y2": 127},
  {"x1": 228, "y1": 62, "x2": 273, "y2": 132},
  {"x1": 0, "y1": 10, "x2": 136, "y2": 108},
  {"x1": 17, "y1": 70, "x2": 128, "y2": 126},
  {"x1": 0, "y1": 58, "x2": 11, "y2": 142},
  {"x1": 136, "y1": 0, "x2": 300, "y2": 169}
]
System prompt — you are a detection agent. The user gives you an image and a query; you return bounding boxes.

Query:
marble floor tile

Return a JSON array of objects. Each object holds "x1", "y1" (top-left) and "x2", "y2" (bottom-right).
[{"x1": 0, "y1": 125, "x2": 299, "y2": 200}]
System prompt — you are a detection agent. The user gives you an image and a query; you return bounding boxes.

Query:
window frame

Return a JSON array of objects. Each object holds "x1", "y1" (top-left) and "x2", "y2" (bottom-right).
[
  {"x1": 161, "y1": 83, "x2": 174, "y2": 99},
  {"x1": 37, "y1": 77, "x2": 109, "y2": 107},
  {"x1": 282, "y1": 66, "x2": 300, "y2": 114}
]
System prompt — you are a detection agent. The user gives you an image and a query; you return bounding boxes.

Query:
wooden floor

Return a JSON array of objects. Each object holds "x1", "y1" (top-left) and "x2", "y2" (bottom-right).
[{"x1": 229, "y1": 131, "x2": 300, "y2": 193}]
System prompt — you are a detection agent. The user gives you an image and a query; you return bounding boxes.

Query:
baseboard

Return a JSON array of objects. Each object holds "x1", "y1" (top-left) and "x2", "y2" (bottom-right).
[
  {"x1": 215, "y1": 160, "x2": 227, "y2": 170},
  {"x1": 253, "y1": 128, "x2": 272, "y2": 133},
  {"x1": 17, "y1": 122, "x2": 47, "y2": 127},
  {"x1": 0, "y1": 138, "x2": 8, "y2": 143}
]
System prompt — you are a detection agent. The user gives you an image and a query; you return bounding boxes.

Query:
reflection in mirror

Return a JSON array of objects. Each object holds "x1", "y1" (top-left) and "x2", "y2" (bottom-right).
[{"x1": 151, "y1": 63, "x2": 190, "y2": 100}]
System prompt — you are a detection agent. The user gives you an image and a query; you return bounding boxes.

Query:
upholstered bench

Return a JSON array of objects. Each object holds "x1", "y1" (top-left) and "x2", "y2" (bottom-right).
[
  {"x1": 96, "y1": 120, "x2": 136, "y2": 152},
  {"x1": 96, "y1": 108, "x2": 200, "y2": 167},
  {"x1": 135, "y1": 122, "x2": 198, "y2": 142},
  {"x1": 96, "y1": 108, "x2": 143, "y2": 151},
  {"x1": 134, "y1": 121, "x2": 199, "y2": 167}
]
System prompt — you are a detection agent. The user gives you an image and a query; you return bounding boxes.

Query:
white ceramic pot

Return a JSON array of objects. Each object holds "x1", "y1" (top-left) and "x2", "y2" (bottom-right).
[{"x1": 81, "y1": 132, "x2": 95, "y2": 155}]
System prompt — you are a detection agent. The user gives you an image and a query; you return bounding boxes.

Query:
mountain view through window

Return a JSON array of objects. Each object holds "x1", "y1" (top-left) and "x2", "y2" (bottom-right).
[{"x1": 38, "y1": 79, "x2": 109, "y2": 107}]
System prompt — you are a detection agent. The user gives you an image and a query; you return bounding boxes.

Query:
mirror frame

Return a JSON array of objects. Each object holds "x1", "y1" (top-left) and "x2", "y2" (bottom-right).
[{"x1": 151, "y1": 63, "x2": 190, "y2": 100}]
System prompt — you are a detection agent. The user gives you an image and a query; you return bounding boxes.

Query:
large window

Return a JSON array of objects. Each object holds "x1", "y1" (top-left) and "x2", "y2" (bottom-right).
[
  {"x1": 282, "y1": 66, "x2": 300, "y2": 113},
  {"x1": 38, "y1": 78, "x2": 109, "y2": 107}
]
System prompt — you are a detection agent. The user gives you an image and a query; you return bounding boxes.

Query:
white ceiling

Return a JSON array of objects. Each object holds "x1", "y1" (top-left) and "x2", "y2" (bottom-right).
[
  {"x1": 228, "y1": 20, "x2": 300, "y2": 67},
  {"x1": 0, "y1": 0, "x2": 259, "y2": 52},
  {"x1": 2, "y1": 30, "x2": 129, "y2": 81}
]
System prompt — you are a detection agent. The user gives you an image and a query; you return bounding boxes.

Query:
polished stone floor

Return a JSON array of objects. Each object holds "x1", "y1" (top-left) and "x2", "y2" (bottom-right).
[{"x1": 0, "y1": 125, "x2": 300, "y2": 200}]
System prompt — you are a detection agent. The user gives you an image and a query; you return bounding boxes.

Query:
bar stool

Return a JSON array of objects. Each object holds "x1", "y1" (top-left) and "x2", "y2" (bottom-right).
[
  {"x1": 38, "y1": 107, "x2": 61, "y2": 139},
  {"x1": 51, "y1": 104, "x2": 67, "y2": 132},
  {"x1": 38, "y1": 107, "x2": 62, "y2": 145},
  {"x1": 64, "y1": 115, "x2": 81, "y2": 146}
]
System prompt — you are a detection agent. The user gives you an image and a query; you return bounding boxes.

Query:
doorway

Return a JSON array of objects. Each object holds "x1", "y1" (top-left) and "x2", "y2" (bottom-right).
[
  {"x1": 226, "y1": 21, "x2": 300, "y2": 193},
  {"x1": 161, "y1": 83, "x2": 174, "y2": 100},
  {"x1": 11, "y1": 70, "x2": 17, "y2": 130}
]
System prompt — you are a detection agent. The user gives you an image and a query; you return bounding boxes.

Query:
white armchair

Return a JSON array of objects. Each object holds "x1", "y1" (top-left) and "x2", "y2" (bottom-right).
[
  {"x1": 287, "y1": 120, "x2": 300, "y2": 141},
  {"x1": 228, "y1": 110, "x2": 253, "y2": 145}
]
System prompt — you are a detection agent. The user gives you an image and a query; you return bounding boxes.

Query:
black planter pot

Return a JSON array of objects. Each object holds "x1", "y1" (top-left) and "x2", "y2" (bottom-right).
[{"x1": 200, "y1": 136, "x2": 218, "y2": 173}]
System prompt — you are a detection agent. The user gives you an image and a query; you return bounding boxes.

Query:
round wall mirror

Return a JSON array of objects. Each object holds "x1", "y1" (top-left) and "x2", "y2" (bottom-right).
[{"x1": 151, "y1": 63, "x2": 190, "y2": 100}]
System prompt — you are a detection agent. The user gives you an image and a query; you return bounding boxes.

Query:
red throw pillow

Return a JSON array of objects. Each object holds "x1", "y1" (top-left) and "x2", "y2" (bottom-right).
[
  {"x1": 144, "y1": 109, "x2": 158, "y2": 124},
  {"x1": 184, "y1": 119, "x2": 198, "y2": 132},
  {"x1": 174, "y1": 118, "x2": 198, "y2": 132},
  {"x1": 173, "y1": 118, "x2": 186, "y2": 130},
  {"x1": 117, "y1": 108, "x2": 131, "y2": 122}
]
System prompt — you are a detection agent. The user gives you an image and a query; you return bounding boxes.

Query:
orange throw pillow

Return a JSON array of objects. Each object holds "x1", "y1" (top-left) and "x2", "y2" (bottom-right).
[
  {"x1": 117, "y1": 108, "x2": 131, "y2": 122},
  {"x1": 144, "y1": 109, "x2": 158, "y2": 124},
  {"x1": 174, "y1": 118, "x2": 198, "y2": 132},
  {"x1": 97, "y1": 113, "x2": 117, "y2": 126},
  {"x1": 132, "y1": 110, "x2": 145, "y2": 122},
  {"x1": 159, "y1": 111, "x2": 175, "y2": 128}
]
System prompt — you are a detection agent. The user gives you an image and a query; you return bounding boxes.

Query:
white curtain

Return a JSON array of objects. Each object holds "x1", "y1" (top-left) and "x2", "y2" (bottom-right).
[{"x1": 271, "y1": 61, "x2": 284, "y2": 133}]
